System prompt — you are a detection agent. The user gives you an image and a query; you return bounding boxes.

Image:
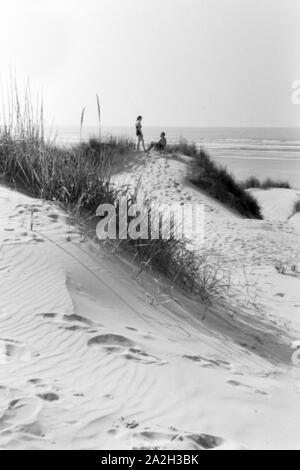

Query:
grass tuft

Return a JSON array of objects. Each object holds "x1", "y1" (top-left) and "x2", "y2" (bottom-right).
[
  {"x1": 188, "y1": 148, "x2": 262, "y2": 219},
  {"x1": 165, "y1": 142, "x2": 262, "y2": 219},
  {"x1": 168, "y1": 137, "x2": 198, "y2": 157},
  {"x1": 241, "y1": 177, "x2": 291, "y2": 190}
]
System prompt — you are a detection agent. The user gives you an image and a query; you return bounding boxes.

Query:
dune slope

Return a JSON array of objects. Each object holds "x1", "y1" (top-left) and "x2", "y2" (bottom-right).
[{"x1": 0, "y1": 157, "x2": 300, "y2": 450}]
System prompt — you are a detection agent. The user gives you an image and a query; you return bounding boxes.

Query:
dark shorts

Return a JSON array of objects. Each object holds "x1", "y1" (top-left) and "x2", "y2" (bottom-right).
[{"x1": 154, "y1": 143, "x2": 164, "y2": 151}]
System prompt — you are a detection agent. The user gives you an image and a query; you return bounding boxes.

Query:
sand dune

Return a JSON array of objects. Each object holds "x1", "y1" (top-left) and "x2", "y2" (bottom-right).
[{"x1": 0, "y1": 155, "x2": 300, "y2": 450}]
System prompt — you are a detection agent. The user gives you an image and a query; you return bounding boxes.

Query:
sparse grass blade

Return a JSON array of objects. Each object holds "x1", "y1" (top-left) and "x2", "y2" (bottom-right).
[{"x1": 96, "y1": 94, "x2": 101, "y2": 143}]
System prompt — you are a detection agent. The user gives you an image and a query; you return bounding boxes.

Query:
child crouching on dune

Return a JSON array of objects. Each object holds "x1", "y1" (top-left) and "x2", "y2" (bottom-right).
[{"x1": 147, "y1": 132, "x2": 167, "y2": 153}]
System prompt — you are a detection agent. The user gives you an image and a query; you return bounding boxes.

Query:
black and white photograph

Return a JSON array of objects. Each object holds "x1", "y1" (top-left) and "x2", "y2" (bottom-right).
[{"x1": 0, "y1": 0, "x2": 299, "y2": 452}]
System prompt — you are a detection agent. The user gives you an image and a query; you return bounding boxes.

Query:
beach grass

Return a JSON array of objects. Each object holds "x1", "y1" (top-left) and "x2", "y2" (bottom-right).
[
  {"x1": 168, "y1": 137, "x2": 198, "y2": 157},
  {"x1": 170, "y1": 145, "x2": 262, "y2": 219},
  {"x1": 241, "y1": 176, "x2": 291, "y2": 190},
  {"x1": 293, "y1": 200, "x2": 300, "y2": 215},
  {"x1": 81, "y1": 135, "x2": 139, "y2": 174}
]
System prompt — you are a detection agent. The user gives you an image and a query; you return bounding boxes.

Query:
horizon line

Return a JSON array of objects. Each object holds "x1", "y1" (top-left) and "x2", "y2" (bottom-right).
[{"x1": 51, "y1": 124, "x2": 300, "y2": 130}]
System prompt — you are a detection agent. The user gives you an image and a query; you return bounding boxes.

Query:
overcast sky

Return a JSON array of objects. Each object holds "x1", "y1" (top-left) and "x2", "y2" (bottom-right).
[{"x1": 0, "y1": 0, "x2": 299, "y2": 127}]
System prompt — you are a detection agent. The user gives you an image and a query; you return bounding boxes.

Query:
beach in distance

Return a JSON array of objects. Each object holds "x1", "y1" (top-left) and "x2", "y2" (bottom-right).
[{"x1": 54, "y1": 126, "x2": 300, "y2": 189}]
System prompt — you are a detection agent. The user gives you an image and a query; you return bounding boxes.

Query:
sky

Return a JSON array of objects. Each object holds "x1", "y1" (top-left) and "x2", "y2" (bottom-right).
[{"x1": 0, "y1": 0, "x2": 299, "y2": 127}]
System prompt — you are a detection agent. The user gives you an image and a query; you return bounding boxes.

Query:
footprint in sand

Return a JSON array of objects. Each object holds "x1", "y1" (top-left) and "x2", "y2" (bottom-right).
[
  {"x1": 37, "y1": 392, "x2": 60, "y2": 402},
  {"x1": 183, "y1": 355, "x2": 231, "y2": 370},
  {"x1": 0, "y1": 338, "x2": 33, "y2": 364},
  {"x1": 36, "y1": 312, "x2": 100, "y2": 333},
  {"x1": 0, "y1": 397, "x2": 43, "y2": 437},
  {"x1": 109, "y1": 422, "x2": 245, "y2": 450},
  {"x1": 26, "y1": 378, "x2": 62, "y2": 402},
  {"x1": 37, "y1": 313, "x2": 58, "y2": 319},
  {"x1": 88, "y1": 334, "x2": 166, "y2": 365},
  {"x1": 88, "y1": 334, "x2": 135, "y2": 349},
  {"x1": 62, "y1": 314, "x2": 96, "y2": 329},
  {"x1": 47, "y1": 214, "x2": 59, "y2": 221},
  {"x1": 227, "y1": 379, "x2": 269, "y2": 396},
  {"x1": 126, "y1": 327, "x2": 156, "y2": 342},
  {"x1": 27, "y1": 378, "x2": 43, "y2": 385},
  {"x1": 125, "y1": 348, "x2": 167, "y2": 366}
]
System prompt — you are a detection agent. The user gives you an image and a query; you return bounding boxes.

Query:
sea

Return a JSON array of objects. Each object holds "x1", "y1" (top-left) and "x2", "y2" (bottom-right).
[{"x1": 52, "y1": 126, "x2": 300, "y2": 189}]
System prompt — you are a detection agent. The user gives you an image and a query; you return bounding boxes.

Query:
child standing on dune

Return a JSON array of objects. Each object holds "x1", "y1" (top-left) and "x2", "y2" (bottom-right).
[{"x1": 135, "y1": 116, "x2": 146, "y2": 152}]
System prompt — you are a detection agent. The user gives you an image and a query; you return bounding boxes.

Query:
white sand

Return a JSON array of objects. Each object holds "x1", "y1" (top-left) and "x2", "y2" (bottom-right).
[
  {"x1": 289, "y1": 213, "x2": 300, "y2": 233},
  {"x1": 248, "y1": 188, "x2": 300, "y2": 223},
  {"x1": 0, "y1": 156, "x2": 300, "y2": 450}
]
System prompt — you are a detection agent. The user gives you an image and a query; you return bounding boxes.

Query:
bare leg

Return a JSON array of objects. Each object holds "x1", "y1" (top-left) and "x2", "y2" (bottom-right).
[
  {"x1": 137, "y1": 135, "x2": 146, "y2": 152},
  {"x1": 147, "y1": 142, "x2": 155, "y2": 152}
]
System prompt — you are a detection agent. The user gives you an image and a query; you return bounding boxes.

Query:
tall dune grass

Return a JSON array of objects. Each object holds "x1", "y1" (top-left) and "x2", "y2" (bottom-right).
[
  {"x1": 191, "y1": 149, "x2": 262, "y2": 219},
  {"x1": 174, "y1": 146, "x2": 262, "y2": 219},
  {"x1": 0, "y1": 128, "x2": 116, "y2": 212}
]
